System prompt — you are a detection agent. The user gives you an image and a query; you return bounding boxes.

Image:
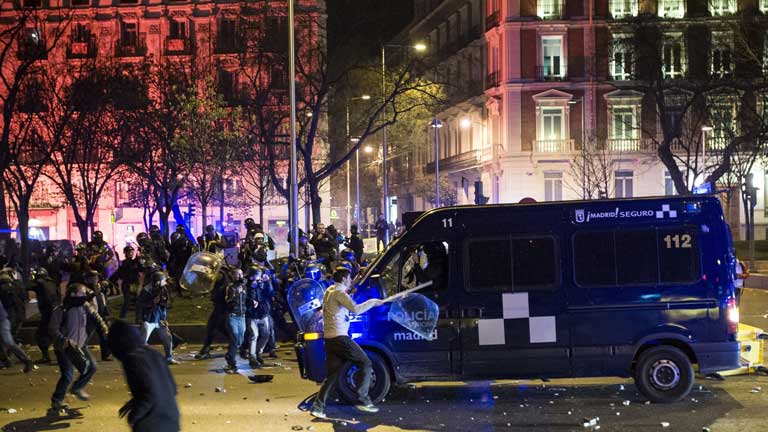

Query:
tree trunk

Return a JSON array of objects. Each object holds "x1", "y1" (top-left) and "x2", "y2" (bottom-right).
[
  {"x1": 74, "y1": 213, "x2": 89, "y2": 244},
  {"x1": 259, "y1": 198, "x2": 264, "y2": 226},
  {"x1": 201, "y1": 198, "x2": 208, "y2": 231},
  {"x1": 17, "y1": 206, "x2": 30, "y2": 280},
  {"x1": 309, "y1": 178, "x2": 322, "y2": 227},
  {"x1": 219, "y1": 176, "x2": 225, "y2": 231},
  {"x1": 0, "y1": 181, "x2": 9, "y2": 241}
]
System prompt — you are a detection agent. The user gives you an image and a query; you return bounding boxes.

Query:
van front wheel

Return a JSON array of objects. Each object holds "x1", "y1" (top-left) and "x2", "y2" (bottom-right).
[
  {"x1": 633, "y1": 346, "x2": 694, "y2": 403},
  {"x1": 337, "y1": 351, "x2": 392, "y2": 404}
]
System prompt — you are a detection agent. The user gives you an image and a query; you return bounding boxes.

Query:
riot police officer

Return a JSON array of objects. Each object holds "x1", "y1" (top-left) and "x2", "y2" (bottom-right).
[
  {"x1": 109, "y1": 245, "x2": 142, "y2": 321},
  {"x1": 168, "y1": 226, "x2": 194, "y2": 296},
  {"x1": 86, "y1": 231, "x2": 114, "y2": 278},
  {"x1": 27, "y1": 267, "x2": 61, "y2": 363},
  {"x1": 197, "y1": 225, "x2": 225, "y2": 254}
]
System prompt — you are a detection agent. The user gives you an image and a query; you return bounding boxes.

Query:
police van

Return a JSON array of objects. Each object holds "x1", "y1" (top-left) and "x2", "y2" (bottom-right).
[{"x1": 294, "y1": 196, "x2": 740, "y2": 403}]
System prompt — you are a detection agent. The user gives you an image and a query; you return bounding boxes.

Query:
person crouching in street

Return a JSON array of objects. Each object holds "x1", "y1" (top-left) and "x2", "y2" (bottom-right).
[
  {"x1": 48, "y1": 283, "x2": 98, "y2": 410},
  {"x1": 310, "y1": 267, "x2": 391, "y2": 418},
  {"x1": 246, "y1": 265, "x2": 273, "y2": 368},
  {"x1": 108, "y1": 320, "x2": 180, "y2": 432},
  {"x1": 224, "y1": 268, "x2": 248, "y2": 374},
  {"x1": 138, "y1": 272, "x2": 179, "y2": 365}
]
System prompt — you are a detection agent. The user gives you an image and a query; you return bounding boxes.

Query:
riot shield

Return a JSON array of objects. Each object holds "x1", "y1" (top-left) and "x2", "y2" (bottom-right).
[
  {"x1": 387, "y1": 293, "x2": 439, "y2": 340},
  {"x1": 179, "y1": 252, "x2": 224, "y2": 295},
  {"x1": 287, "y1": 278, "x2": 326, "y2": 332}
]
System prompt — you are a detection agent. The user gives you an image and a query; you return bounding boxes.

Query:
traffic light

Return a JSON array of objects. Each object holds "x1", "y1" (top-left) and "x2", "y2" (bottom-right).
[
  {"x1": 474, "y1": 181, "x2": 489, "y2": 205},
  {"x1": 188, "y1": 203, "x2": 196, "y2": 217}
]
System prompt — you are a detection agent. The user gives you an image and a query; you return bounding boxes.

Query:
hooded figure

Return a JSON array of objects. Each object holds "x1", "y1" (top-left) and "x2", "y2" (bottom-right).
[{"x1": 108, "y1": 320, "x2": 179, "y2": 432}]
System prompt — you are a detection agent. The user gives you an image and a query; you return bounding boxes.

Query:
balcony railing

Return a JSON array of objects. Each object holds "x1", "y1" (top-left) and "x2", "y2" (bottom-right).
[
  {"x1": 66, "y1": 36, "x2": 97, "y2": 59},
  {"x1": 480, "y1": 143, "x2": 506, "y2": 162},
  {"x1": 164, "y1": 37, "x2": 194, "y2": 56},
  {"x1": 115, "y1": 34, "x2": 147, "y2": 57},
  {"x1": 607, "y1": 138, "x2": 641, "y2": 152},
  {"x1": 485, "y1": 71, "x2": 500, "y2": 89},
  {"x1": 534, "y1": 139, "x2": 574, "y2": 153},
  {"x1": 215, "y1": 37, "x2": 245, "y2": 54},
  {"x1": 536, "y1": 65, "x2": 567, "y2": 81},
  {"x1": 485, "y1": 11, "x2": 500, "y2": 31},
  {"x1": 425, "y1": 150, "x2": 480, "y2": 174}
]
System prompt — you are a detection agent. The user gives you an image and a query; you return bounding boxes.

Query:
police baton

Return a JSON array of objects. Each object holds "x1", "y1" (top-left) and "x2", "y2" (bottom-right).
[{"x1": 383, "y1": 280, "x2": 434, "y2": 303}]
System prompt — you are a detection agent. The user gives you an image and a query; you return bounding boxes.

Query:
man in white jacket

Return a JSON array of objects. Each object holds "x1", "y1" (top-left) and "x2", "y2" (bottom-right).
[{"x1": 310, "y1": 267, "x2": 391, "y2": 418}]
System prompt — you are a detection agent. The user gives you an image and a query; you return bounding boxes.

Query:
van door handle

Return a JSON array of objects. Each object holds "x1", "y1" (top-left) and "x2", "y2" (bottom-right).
[{"x1": 461, "y1": 307, "x2": 484, "y2": 318}]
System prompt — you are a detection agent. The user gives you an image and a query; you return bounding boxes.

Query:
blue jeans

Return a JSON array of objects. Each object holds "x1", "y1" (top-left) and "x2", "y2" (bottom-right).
[
  {"x1": 248, "y1": 317, "x2": 271, "y2": 357},
  {"x1": 226, "y1": 315, "x2": 246, "y2": 367},
  {"x1": 52, "y1": 345, "x2": 97, "y2": 404}
]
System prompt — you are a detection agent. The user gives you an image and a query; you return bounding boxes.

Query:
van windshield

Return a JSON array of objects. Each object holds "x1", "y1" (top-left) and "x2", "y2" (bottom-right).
[{"x1": 358, "y1": 233, "x2": 405, "y2": 282}]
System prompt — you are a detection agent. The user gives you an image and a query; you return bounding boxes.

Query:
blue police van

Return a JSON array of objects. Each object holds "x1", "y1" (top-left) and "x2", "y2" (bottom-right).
[{"x1": 294, "y1": 196, "x2": 741, "y2": 403}]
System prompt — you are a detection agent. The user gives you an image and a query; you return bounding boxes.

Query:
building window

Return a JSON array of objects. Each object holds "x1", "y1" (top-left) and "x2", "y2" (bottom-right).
[
  {"x1": 544, "y1": 172, "x2": 563, "y2": 202},
  {"x1": 610, "y1": 0, "x2": 638, "y2": 18},
  {"x1": 611, "y1": 35, "x2": 632, "y2": 80},
  {"x1": 540, "y1": 36, "x2": 564, "y2": 79},
  {"x1": 662, "y1": 34, "x2": 685, "y2": 79},
  {"x1": 708, "y1": 101, "x2": 737, "y2": 151},
  {"x1": 664, "y1": 171, "x2": 676, "y2": 196},
  {"x1": 658, "y1": 0, "x2": 685, "y2": 18},
  {"x1": 711, "y1": 32, "x2": 733, "y2": 78},
  {"x1": 169, "y1": 20, "x2": 187, "y2": 39},
  {"x1": 538, "y1": 0, "x2": 563, "y2": 19},
  {"x1": 540, "y1": 107, "x2": 564, "y2": 140},
  {"x1": 72, "y1": 23, "x2": 91, "y2": 43},
  {"x1": 709, "y1": 0, "x2": 735, "y2": 16},
  {"x1": 762, "y1": 0, "x2": 768, "y2": 13},
  {"x1": 615, "y1": 170, "x2": 634, "y2": 198},
  {"x1": 610, "y1": 107, "x2": 636, "y2": 139}
]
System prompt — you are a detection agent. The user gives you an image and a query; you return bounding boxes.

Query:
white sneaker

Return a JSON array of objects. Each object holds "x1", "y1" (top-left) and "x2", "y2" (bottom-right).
[{"x1": 355, "y1": 403, "x2": 379, "y2": 413}]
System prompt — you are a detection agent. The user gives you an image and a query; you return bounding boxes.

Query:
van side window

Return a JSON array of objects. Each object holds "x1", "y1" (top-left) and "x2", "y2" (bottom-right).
[
  {"x1": 466, "y1": 236, "x2": 557, "y2": 292},
  {"x1": 573, "y1": 226, "x2": 700, "y2": 287},
  {"x1": 467, "y1": 238, "x2": 512, "y2": 291},
  {"x1": 658, "y1": 227, "x2": 700, "y2": 283},
  {"x1": 513, "y1": 238, "x2": 557, "y2": 289},
  {"x1": 616, "y1": 229, "x2": 658, "y2": 285},
  {"x1": 573, "y1": 231, "x2": 615, "y2": 286},
  {"x1": 401, "y1": 241, "x2": 450, "y2": 292},
  {"x1": 378, "y1": 251, "x2": 402, "y2": 299}
]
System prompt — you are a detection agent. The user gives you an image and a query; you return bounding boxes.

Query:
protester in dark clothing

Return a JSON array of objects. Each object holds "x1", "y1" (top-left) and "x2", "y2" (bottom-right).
[
  {"x1": 138, "y1": 272, "x2": 178, "y2": 365},
  {"x1": 0, "y1": 300, "x2": 35, "y2": 372},
  {"x1": 224, "y1": 269, "x2": 248, "y2": 373},
  {"x1": 195, "y1": 267, "x2": 231, "y2": 359},
  {"x1": 49, "y1": 283, "x2": 99, "y2": 409},
  {"x1": 27, "y1": 268, "x2": 61, "y2": 363},
  {"x1": 346, "y1": 225, "x2": 365, "y2": 264},
  {"x1": 84, "y1": 270, "x2": 112, "y2": 361},
  {"x1": 374, "y1": 216, "x2": 388, "y2": 252},
  {"x1": 110, "y1": 245, "x2": 143, "y2": 321},
  {"x1": 107, "y1": 320, "x2": 180, "y2": 432},
  {"x1": 245, "y1": 266, "x2": 273, "y2": 368}
]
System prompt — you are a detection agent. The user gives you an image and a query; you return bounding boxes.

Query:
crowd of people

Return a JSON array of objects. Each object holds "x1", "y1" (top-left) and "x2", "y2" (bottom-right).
[{"x1": 0, "y1": 217, "x2": 378, "y2": 421}]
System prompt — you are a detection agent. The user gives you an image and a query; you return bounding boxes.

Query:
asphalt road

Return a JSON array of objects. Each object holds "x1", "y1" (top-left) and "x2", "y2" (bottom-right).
[{"x1": 2, "y1": 288, "x2": 768, "y2": 432}]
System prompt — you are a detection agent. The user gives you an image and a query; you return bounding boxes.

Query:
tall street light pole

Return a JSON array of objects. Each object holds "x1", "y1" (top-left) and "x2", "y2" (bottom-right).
[
  {"x1": 381, "y1": 42, "x2": 426, "y2": 242},
  {"x1": 345, "y1": 95, "x2": 371, "y2": 235},
  {"x1": 430, "y1": 118, "x2": 443, "y2": 207},
  {"x1": 288, "y1": 0, "x2": 299, "y2": 255}
]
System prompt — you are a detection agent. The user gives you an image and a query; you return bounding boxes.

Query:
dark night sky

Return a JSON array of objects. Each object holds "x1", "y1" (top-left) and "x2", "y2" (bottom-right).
[{"x1": 326, "y1": 0, "x2": 414, "y2": 57}]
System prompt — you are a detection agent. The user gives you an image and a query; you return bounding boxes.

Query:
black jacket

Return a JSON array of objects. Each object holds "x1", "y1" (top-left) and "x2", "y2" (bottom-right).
[{"x1": 108, "y1": 321, "x2": 179, "y2": 432}]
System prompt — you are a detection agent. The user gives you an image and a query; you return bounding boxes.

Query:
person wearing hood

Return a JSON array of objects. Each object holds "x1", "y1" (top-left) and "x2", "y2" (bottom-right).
[
  {"x1": 48, "y1": 283, "x2": 98, "y2": 410},
  {"x1": 108, "y1": 320, "x2": 179, "y2": 432}
]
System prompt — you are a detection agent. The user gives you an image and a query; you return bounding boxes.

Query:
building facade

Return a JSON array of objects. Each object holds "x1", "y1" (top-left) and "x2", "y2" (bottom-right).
[
  {"x1": 0, "y1": 0, "x2": 328, "y2": 253},
  {"x1": 399, "y1": 0, "x2": 768, "y2": 238}
]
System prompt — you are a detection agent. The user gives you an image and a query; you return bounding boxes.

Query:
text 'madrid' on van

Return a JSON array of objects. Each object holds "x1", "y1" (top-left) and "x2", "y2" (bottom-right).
[{"x1": 295, "y1": 196, "x2": 740, "y2": 404}]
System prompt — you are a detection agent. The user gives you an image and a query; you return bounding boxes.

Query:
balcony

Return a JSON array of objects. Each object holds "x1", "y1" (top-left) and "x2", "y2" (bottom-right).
[
  {"x1": 607, "y1": 138, "x2": 641, "y2": 152},
  {"x1": 485, "y1": 71, "x2": 500, "y2": 89},
  {"x1": 66, "y1": 36, "x2": 97, "y2": 59},
  {"x1": 480, "y1": 143, "x2": 506, "y2": 162},
  {"x1": 534, "y1": 139, "x2": 574, "y2": 153},
  {"x1": 536, "y1": 65, "x2": 567, "y2": 81},
  {"x1": 424, "y1": 150, "x2": 480, "y2": 174},
  {"x1": 485, "y1": 11, "x2": 500, "y2": 31},
  {"x1": 164, "y1": 37, "x2": 194, "y2": 56},
  {"x1": 115, "y1": 34, "x2": 147, "y2": 57}
]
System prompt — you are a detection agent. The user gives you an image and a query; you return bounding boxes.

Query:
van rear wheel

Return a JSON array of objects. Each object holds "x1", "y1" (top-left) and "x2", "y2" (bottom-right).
[
  {"x1": 633, "y1": 346, "x2": 694, "y2": 403},
  {"x1": 336, "y1": 351, "x2": 391, "y2": 404}
]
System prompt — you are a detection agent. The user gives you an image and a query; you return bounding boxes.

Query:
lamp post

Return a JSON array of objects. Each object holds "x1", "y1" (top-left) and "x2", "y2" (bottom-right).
[
  {"x1": 345, "y1": 95, "x2": 371, "y2": 234},
  {"x1": 568, "y1": 97, "x2": 586, "y2": 199},
  {"x1": 288, "y1": 0, "x2": 299, "y2": 255},
  {"x1": 430, "y1": 118, "x2": 443, "y2": 207},
  {"x1": 701, "y1": 125, "x2": 712, "y2": 170},
  {"x1": 381, "y1": 42, "x2": 426, "y2": 242}
]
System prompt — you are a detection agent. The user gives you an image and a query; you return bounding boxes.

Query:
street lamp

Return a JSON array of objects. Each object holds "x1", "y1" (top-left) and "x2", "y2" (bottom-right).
[
  {"x1": 568, "y1": 98, "x2": 586, "y2": 199},
  {"x1": 430, "y1": 118, "x2": 443, "y2": 208},
  {"x1": 364, "y1": 145, "x2": 374, "y2": 153},
  {"x1": 345, "y1": 95, "x2": 371, "y2": 235},
  {"x1": 381, "y1": 42, "x2": 427, "y2": 242},
  {"x1": 288, "y1": 0, "x2": 299, "y2": 255}
]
